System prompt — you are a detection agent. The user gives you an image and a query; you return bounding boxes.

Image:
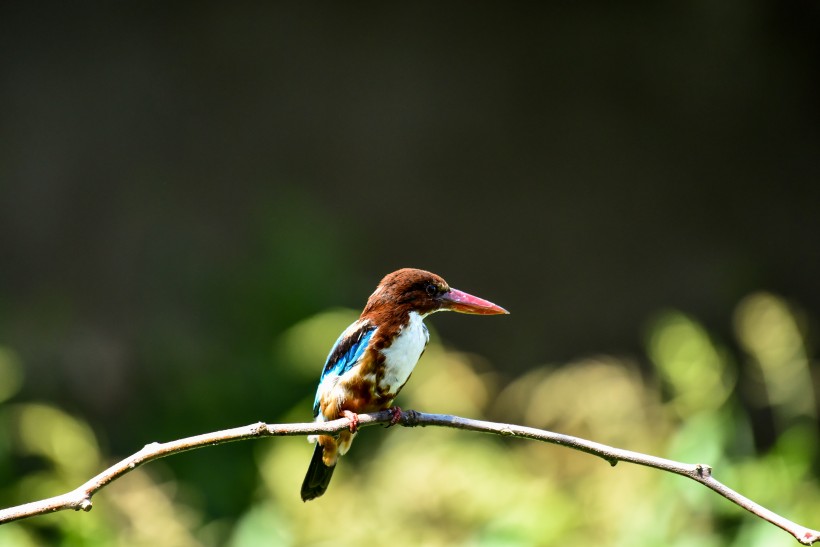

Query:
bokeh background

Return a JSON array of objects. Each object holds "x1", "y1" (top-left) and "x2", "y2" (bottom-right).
[{"x1": 1, "y1": 2, "x2": 819, "y2": 545}]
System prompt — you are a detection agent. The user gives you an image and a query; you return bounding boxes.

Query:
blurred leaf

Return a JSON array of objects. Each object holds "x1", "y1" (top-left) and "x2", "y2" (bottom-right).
[
  {"x1": 14, "y1": 403, "x2": 100, "y2": 480},
  {"x1": 0, "y1": 523, "x2": 39, "y2": 547},
  {"x1": 229, "y1": 502, "x2": 292, "y2": 547},
  {"x1": 519, "y1": 357, "x2": 660, "y2": 449},
  {"x1": 734, "y1": 292, "x2": 816, "y2": 422},
  {"x1": 647, "y1": 310, "x2": 736, "y2": 417}
]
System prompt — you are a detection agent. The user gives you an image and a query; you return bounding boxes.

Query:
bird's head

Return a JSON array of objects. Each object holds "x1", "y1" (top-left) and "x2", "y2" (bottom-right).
[{"x1": 362, "y1": 268, "x2": 509, "y2": 318}]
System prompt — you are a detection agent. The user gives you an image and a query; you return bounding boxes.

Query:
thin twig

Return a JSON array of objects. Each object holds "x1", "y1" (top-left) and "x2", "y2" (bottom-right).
[{"x1": 0, "y1": 410, "x2": 817, "y2": 545}]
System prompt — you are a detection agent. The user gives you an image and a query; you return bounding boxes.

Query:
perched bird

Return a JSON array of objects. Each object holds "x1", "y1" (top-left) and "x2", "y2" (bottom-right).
[{"x1": 301, "y1": 268, "x2": 508, "y2": 501}]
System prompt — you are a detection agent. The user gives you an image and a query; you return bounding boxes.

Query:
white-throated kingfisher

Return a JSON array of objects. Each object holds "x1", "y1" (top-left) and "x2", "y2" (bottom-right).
[{"x1": 301, "y1": 268, "x2": 508, "y2": 501}]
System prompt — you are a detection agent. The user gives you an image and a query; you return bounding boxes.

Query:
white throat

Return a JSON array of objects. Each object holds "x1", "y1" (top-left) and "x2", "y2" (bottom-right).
[{"x1": 378, "y1": 311, "x2": 429, "y2": 394}]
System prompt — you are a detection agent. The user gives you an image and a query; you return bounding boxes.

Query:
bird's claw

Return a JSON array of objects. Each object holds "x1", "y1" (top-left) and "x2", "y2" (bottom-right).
[
  {"x1": 342, "y1": 410, "x2": 359, "y2": 433},
  {"x1": 385, "y1": 406, "x2": 403, "y2": 427}
]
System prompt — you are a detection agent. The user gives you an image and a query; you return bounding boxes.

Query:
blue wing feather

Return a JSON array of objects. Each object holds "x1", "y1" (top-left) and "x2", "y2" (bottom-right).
[{"x1": 313, "y1": 321, "x2": 376, "y2": 417}]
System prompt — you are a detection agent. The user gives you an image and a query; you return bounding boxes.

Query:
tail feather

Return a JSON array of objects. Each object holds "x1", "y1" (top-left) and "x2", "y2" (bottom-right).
[{"x1": 301, "y1": 444, "x2": 335, "y2": 501}]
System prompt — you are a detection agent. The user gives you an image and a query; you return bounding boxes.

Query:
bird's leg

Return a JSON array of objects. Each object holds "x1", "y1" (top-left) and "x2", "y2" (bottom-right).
[
  {"x1": 342, "y1": 410, "x2": 359, "y2": 433},
  {"x1": 385, "y1": 406, "x2": 403, "y2": 427}
]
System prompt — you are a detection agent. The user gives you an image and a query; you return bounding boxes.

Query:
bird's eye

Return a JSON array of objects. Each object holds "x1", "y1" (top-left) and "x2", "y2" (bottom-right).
[{"x1": 425, "y1": 283, "x2": 438, "y2": 296}]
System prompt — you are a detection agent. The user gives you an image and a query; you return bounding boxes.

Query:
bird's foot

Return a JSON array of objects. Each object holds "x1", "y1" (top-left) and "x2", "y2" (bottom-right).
[
  {"x1": 386, "y1": 406, "x2": 403, "y2": 427},
  {"x1": 342, "y1": 410, "x2": 359, "y2": 433}
]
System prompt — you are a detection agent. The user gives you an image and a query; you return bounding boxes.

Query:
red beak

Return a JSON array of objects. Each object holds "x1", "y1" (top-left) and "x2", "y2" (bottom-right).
[{"x1": 440, "y1": 288, "x2": 509, "y2": 315}]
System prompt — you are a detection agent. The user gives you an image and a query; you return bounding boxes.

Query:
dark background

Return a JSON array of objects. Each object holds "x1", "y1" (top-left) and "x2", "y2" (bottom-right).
[{"x1": 1, "y1": 0, "x2": 819, "y2": 529}]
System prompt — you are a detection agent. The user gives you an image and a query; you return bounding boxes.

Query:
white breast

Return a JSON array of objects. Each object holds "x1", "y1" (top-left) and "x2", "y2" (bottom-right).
[{"x1": 379, "y1": 311, "x2": 429, "y2": 394}]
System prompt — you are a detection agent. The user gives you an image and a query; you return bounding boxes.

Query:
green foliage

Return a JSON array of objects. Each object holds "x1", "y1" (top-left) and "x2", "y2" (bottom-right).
[{"x1": 0, "y1": 292, "x2": 818, "y2": 545}]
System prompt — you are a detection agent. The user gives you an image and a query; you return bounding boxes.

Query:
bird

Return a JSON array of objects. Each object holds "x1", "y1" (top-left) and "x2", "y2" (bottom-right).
[{"x1": 301, "y1": 267, "x2": 508, "y2": 501}]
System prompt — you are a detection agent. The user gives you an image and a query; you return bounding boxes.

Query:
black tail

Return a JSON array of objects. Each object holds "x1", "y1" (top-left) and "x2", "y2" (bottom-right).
[{"x1": 301, "y1": 444, "x2": 335, "y2": 501}]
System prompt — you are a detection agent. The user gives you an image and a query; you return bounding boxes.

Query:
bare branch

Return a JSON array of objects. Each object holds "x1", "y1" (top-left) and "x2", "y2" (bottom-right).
[{"x1": 0, "y1": 410, "x2": 817, "y2": 545}]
